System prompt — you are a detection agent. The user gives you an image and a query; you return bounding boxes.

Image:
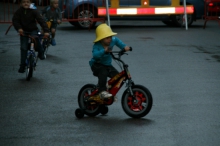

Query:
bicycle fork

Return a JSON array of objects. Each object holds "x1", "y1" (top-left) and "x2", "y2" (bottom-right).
[{"x1": 126, "y1": 79, "x2": 138, "y2": 103}]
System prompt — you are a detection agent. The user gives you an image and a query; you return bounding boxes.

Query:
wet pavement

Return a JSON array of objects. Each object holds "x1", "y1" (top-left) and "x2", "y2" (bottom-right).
[{"x1": 0, "y1": 20, "x2": 220, "y2": 146}]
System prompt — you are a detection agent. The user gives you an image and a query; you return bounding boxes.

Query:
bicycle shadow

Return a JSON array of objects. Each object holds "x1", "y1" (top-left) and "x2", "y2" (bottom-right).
[
  {"x1": 75, "y1": 114, "x2": 155, "y2": 127},
  {"x1": 44, "y1": 54, "x2": 68, "y2": 64}
]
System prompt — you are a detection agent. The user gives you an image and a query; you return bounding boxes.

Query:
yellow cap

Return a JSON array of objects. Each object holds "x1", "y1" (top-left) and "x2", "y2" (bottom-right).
[{"x1": 93, "y1": 23, "x2": 117, "y2": 43}]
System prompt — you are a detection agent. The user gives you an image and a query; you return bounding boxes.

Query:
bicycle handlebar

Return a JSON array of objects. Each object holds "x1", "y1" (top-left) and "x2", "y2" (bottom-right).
[
  {"x1": 111, "y1": 47, "x2": 132, "y2": 54},
  {"x1": 19, "y1": 33, "x2": 38, "y2": 41},
  {"x1": 19, "y1": 32, "x2": 48, "y2": 39},
  {"x1": 111, "y1": 47, "x2": 132, "y2": 60}
]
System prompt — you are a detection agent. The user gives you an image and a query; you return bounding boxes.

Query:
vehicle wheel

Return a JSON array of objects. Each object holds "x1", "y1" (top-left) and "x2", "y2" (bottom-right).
[
  {"x1": 100, "y1": 106, "x2": 108, "y2": 115},
  {"x1": 70, "y1": 6, "x2": 97, "y2": 29},
  {"x1": 121, "y1": 85, "x2": 153, "y2": 118},
  {"x1": 172, "y1": 14, "x2": 194, "y2": 27},
  {"x1": 26, "y1": 56, "x2": 34, "y2": 81},
  {"x1": 75, "y1": 108, "x2": 84, "y2": 119},
  {"x1": 78, "y1": 84, "x2": 100, "y2": 117}
]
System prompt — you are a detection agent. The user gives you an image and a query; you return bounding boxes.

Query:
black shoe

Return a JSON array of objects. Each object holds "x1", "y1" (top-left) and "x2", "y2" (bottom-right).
[
  {"x1": 18, "y1": 66, "x2": 25, "y2": 73},
  {"x1": 38, "y1": 53, "x2": 46, "y2": 60}
]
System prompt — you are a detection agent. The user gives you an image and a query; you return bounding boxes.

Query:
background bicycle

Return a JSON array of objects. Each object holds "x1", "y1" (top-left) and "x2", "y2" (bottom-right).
[
  {"x1": 21, "y1": 32, "x2": 47, "y2": 81},
  {"x1": 41, "y1": 19, "x2": 60, "y2": 55}
]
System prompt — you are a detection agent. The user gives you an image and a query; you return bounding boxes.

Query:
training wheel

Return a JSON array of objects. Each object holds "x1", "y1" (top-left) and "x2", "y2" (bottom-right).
[
  {"x1": 100, "y1": 106, "x2": 108, "y2": 115},
  {"x1": 75, "y1": 108, "x2": 84, "y2": 119}
]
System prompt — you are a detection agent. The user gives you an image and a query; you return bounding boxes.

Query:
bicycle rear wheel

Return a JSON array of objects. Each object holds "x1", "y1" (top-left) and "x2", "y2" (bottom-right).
[
  {"x1": 26, "y1": 56, "x2": 34, "y2": 81},
  {"x1": 78, "y1": 84, "x2": 101, "y2": 117}
]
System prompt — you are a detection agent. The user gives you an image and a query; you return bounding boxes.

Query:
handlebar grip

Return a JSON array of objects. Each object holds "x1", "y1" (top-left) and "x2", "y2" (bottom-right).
[{"x1": 130, "y1": 47, "x2": 132, "y2": 51}]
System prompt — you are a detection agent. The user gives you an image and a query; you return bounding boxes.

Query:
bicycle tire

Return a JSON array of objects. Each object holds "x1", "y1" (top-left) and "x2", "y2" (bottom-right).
[
  {"x1": 78, "y1": 84, "x2": 101, "y2": 117},
  {"x1": 121, "y1": 85, "x2": 153, "y2": 118},
  {"x1": 26, "y1": 55, "x2": 34, "y2": 81}
]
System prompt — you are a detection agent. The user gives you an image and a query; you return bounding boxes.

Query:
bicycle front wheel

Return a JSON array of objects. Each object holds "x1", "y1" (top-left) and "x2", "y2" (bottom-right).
[
  {"x1": 121, "y1": 85, "x2": 153, "y2": 118},
  {"x1": 26, "y1": 56, "x2": 34, "y2": 81},
  {"x1": 43, "y1": 36, "x2": 51, "y2": 55}
]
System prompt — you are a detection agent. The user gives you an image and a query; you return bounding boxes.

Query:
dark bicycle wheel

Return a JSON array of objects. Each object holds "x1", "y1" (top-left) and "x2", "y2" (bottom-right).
[
  {"x1": 26, "y1": 55, "x2": 34, "y2": 81},
  {"x1": 121, "y1": 85, "x2": 153, "y2": 118},
  {"x1": 78, "y1": 84, "x2": 101, "y2": 117}
]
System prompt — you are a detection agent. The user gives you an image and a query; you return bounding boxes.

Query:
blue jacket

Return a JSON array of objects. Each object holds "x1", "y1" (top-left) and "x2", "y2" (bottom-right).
[{"x1": 89, "y1": 37, "x2": 126, "y2": 67}]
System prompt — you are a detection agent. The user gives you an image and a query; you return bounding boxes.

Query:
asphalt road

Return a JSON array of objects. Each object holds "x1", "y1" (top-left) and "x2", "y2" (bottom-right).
[{"x1": 0, "y1": 20, "x2": 220, "y2": 146}]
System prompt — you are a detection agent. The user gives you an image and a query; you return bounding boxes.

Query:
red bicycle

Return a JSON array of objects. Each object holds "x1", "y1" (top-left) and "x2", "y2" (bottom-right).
[{"x1": 75, "y1": 48, "x2": 153, "y2": 118}]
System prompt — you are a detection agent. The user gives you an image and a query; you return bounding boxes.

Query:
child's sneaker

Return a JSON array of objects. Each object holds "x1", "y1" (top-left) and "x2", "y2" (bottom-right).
[
  {"x1": 51, "y1": 38, "x2": 56, "y2": 46},
  {"x1": 100, "y1": 91, "x2": 112, "y2": 99}
]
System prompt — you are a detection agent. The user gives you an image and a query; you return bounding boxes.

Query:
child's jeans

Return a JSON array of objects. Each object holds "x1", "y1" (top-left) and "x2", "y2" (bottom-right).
[
  {"x1": 91, "y1": 63, "x2": 119, "y2": 92},
  {"x1": 20, "y1": 30, "x2": 43, "y2": 66}
]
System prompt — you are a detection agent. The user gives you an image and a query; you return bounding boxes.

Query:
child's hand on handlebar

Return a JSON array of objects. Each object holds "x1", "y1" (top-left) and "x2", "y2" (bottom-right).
[
  {"x1": 124, "y1": 46, "x2": 131, "y2": 51},
  {"x1": 105, "y1": 47, "x2": 112, "y2": 53}
]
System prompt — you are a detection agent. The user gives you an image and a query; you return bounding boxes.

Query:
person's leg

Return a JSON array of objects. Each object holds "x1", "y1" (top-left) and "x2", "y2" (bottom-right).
[
  {"x1": 51, "y1": 28, "x2": 56, "y2": 46},
  {"x1": 51, "y1": 28, "x2": 56, "y2": 39},
  {"x1": 36, "y1": 37, "x2": 46, "y2": 60},
  {"x1": 107, "y1": 66, "x2": 119, "y2": 78},
  {"x1": 97, "y1": 68, "x2": 109, "y2": 92},
  {"x1": 30, "y1": 31, "x2": 45, "y2": 60},
  {"x1": 91, "y1": 63, "x2": 112, "y2": 98},
  {"x1": 51, "y1": 24, "x2": 57, "y2": 46},
  {"x1": 92, "y1": 63, "x2": 108, "y2": 92},
  {"x1": 18, "y1": 35, "x2": 28, "y2": 73}
]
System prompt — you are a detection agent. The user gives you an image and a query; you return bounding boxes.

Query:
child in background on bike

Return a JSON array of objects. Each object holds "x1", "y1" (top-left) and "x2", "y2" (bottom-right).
[
  {"x1": 89, "y1": 23, "x2": 130, "y2": 99},
  {"x1": 41, "y1": 0, "x2": 62, "y2": 46},
  {"x1": 12, "y1": 0, "x2": 50, "y2": 73}
]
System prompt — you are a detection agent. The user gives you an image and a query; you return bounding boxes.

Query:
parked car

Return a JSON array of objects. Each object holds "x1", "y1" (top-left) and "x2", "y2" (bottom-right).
[{"x1": 59, "y1": 0, "x2": 205, "y2": 29}]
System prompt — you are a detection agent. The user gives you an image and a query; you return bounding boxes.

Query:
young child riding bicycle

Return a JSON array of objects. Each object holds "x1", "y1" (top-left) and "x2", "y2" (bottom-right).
[
  {"x1": 89, "y1": 23, "x2": 130, "y2": 99},
  {"x1": 41, "y1": 0, "x2": 62, "y2": 46},
  {"x1": 12, "y1": 0, "x2": 50, "y2": 73}
]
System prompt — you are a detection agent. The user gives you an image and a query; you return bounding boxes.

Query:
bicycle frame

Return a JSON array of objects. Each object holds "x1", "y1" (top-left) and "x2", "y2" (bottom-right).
[
  {"x1": 26, "y1": 43, "x2": 37, "y2": 69},
  {"x1": 25, "y1": 35, "x2": 38, "y2": 67}
]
